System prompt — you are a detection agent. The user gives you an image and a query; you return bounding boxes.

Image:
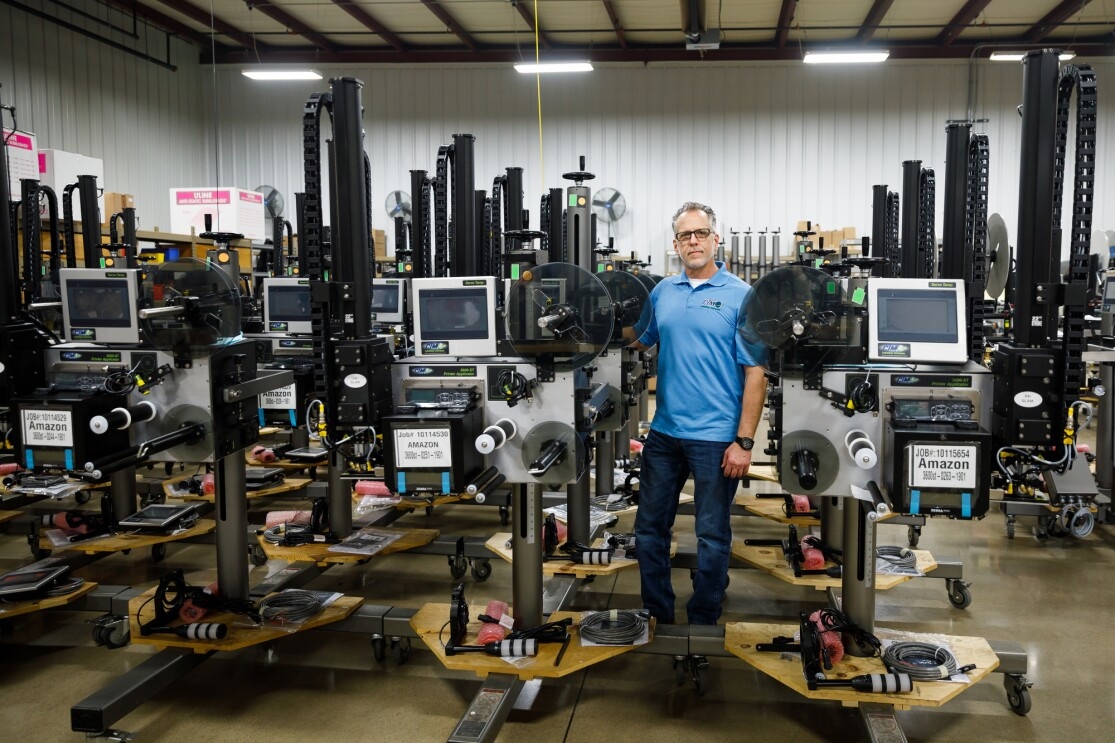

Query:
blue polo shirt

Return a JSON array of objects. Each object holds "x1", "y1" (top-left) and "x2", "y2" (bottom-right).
[{"x1": 637, "y1": 262, "x2": 754, "y2": 442}]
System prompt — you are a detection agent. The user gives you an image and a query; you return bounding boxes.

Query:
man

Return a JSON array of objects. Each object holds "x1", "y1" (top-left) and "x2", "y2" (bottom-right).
[{"x1": 629, "y1": 202, "x2": 766, "y2": 625}]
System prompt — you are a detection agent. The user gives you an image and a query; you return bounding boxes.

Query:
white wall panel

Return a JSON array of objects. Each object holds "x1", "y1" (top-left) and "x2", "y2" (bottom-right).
[
  {"x1": 4, "y1": 5, "x2": 1112, "y2": 272},
  {"x1": 196, "y1": 57, "x2": 1108, "y2": 273},
  {"x1": 1, "y1": 1, "x2": 208, "y2": 232}
]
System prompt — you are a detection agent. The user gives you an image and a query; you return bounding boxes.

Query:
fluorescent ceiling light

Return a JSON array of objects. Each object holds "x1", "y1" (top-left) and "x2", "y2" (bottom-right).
[
  {"x1": 803, "y1": 51, "x2": 889, "y2": 65},
  {"x1": 989, "y1": 51, "x2": 1076, "y2": 62},
  {"x1": 242, "y1": 70, "x2": 322, "y2": 81},
  {"x1": 514, "y1": 61, "x2": 593, "y2": 74}
]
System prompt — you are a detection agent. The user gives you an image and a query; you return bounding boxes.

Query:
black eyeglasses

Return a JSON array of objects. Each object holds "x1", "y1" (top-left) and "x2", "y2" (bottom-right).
[{"x1": 675, "y1": 228, "x2": 713, "y2": 242}]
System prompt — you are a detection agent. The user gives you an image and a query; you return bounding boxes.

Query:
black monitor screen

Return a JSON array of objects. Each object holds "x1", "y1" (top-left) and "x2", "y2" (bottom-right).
[
  {"x1": 370, "y1": 284, "x2": 402, "y2": 314},
  {"x1": 65, "y1": 279, "x2": 133, "y2": 328},
  {"x1": 418, "y1": 287, "x2": 489, "y2": 340},
  {"x1": 876, "y1": 290, "x2": 958, "y2": 343},
  {"x1": 268, "y1": 285, "x2": 311, "y2": 322}
]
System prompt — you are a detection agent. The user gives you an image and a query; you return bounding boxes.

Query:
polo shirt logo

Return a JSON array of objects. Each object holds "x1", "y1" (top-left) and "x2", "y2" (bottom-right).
[{"x1": 701, "y1": 299, "x2": 723, "y2": 309}]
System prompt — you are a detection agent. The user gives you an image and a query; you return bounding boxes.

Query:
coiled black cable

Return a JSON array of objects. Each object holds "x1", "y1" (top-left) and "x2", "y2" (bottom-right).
[
  {"x1": 883, "y1": 641, "x2": 963, "y2": 681},
  {"x1": 813, "y1": 608, "x2": 881, "y2": 657},
  {"x1": 579, "y1": 610, "x2": 647, "y2": 645},
  {"x1": 43, "y1": 576, "x2": 85, "y2": 597},
  {"x1": 259, "y1": 590, "x2": 324, "y2": 624},
  {"x1": 876, "y1": 545, "x2": 918, "y2": 570}
]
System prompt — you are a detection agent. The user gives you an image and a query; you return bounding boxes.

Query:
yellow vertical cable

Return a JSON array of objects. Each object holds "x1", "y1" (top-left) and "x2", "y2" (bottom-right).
[{"x1": 534, "y1": 0, "x2": 544, "y2": 188}]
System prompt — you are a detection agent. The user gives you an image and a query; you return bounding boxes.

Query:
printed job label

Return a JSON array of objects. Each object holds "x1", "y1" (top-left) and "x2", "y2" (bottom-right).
[
  {"x1": 394, "y1": 428, "x2": 452, "y2": 468},
  {"x1": 908, "y1": 443, "x2": 977, "y2": 490},
  {"x1": 22, "y1": 409, "x2": 74, "y2": 447}
]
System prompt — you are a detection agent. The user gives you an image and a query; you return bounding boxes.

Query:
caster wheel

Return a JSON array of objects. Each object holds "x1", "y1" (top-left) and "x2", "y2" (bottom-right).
[
  {"x1": 449, "y1": 555, "x2": 467, "y2": 580},
  {"x1": 425, "y1": 506, "x2": 434, "y2": 517},
  {"x1": 672, "y1": 656, "x2": 687, "y2": 686},
  {"x1": 75, "y1": 491, "x2": 91, "y2": 505},
  {"x1": 391, "y1": 637, "x2": 411, "y2": 664},
  {"x1": 471, "y1": 560, "x2": 492, "y2": 582},
  {"x1": 499, "y1": 506, "x2": 510, "y2": 526},
  {"x1": 105, "y1": 624, "x2": 130, "y2": 649},
  {"x1": 1005, "y1": 676, "x2": 1032, "y2": 716},
  {"x1": 249, "y1": 544, "x2": 268, "y2": 566},
  {"x1": 946, "y1": 580, "x2": 972, "y2": 610},
  {"x1": 151, "y1": 543, "x2": 167, "y2": 563},
  {"x1": 907, "y1": 525, "x2": 921, "y2": 548},
  {"x1": 1005, "y1": 517, "x2": 1016, "y2": 539},
  {"x1": 371, "y1": 635, "x2": 386, "y2": 663},
  {"x1": 92, "y1": 626, "x2": 107, "y2": 647}
]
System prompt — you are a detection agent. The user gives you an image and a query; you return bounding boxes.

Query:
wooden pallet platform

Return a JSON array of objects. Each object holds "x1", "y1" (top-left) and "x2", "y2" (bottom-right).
[
  {"x1": 257, "y1": 526, "x2": 439, "y2": 566},
  {"x1": 724, "y1": 621, "x2": 999, "y2": 709},
  {"x1": 127, "y1": 589, "x2": 363, "y2": 653},
  {"x1": 0, "y1": 580, "x2": 97, "y2": 619},
  {"x1": 411, "y1": 602, "x2": 650, "y2": 680},
  {"x1": 730, "y1": 541, "x2": 936, "y2": 590},
  {"x1": 164, "y1": 472, "x2": 312, "y2": 502},
  {"x1": 0, "y1": 509, "x2": 21, "y2": 525},
  {"x1": 484, "y1": 532, "x2": 674, "y2": 578},
  {"x1": 40, "y1": 519, "x2": 217, "y2": 555},
  {"x1": 736, "y1": 494, "x2": 822, "y2": 526}
]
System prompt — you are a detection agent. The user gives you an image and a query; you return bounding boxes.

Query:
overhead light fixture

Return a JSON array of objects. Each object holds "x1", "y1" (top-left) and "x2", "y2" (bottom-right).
[
  {"x1": 989, "y1": 51, "x2": 1076, "y2": 62},
  {"x1": 803, "y1": 51, "x2": 889, "y2": 65},
  {"x1": 242, "y1": 69, "x2": 322, "y2": 81},
  {"x1": 514, "y1": 61, "x2": 593, "y2": 74}
]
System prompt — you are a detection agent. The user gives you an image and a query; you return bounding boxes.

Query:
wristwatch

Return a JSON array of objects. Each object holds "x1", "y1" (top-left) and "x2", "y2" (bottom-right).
[{"x1": 735, "y1": 436, "x2": 755, "y2": 451}]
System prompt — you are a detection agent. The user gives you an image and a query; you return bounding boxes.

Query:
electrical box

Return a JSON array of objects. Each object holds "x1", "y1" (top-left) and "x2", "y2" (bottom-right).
[
  {"x1": 883, "y1": 420, "x2": 992, "y2": 518},
  {"x1": 381, "y1": 407, "x2": 484, "y2": 495}
]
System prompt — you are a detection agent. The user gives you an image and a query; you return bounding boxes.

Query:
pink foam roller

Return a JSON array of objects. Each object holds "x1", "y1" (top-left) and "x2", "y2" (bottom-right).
[
  {"x1": 791, "y1": 495, "x2": 812, "y2": 513},
  {"x1": 809, "y1": 609, "x2": 844, "y2": 664},
  {"x1": 265, "y1": 510, "x2": 313, "y2": 528},
  {"x1": 0, "y1": 463, "x2": 22, "y2": 475},
  {"x1": 201, "y1": 473, "x2": 215, "y2": 495},
  {"x1": 801, "y1": 547, "x2": 825, "y2": 570},
  {"x1": 252, "y1": 446, "x2": 277, "y2": 463},
  {"x1": 477, "y1": 600, "x2": 510, "y2": 644},
  {"x1": 354, "y1": 480, "x2": 391, "y2": 496}
]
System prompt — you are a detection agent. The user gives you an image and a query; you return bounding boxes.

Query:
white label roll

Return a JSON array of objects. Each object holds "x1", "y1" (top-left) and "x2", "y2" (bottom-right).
[
  {"x1": 475, "y1": 418, "x2": 517, "y2": 454},
  {"x1": 844, "y1": 429, "x2": 878, "y2": 469}
]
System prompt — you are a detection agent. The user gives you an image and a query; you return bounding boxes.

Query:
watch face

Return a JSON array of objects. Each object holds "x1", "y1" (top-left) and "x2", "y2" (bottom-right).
[{"x1": 738, "y1": 437, "x2": 754, "y2": 450}]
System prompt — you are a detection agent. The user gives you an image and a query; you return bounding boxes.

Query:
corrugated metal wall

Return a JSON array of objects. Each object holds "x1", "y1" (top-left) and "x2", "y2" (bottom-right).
[
  {"x1": 2, "y1": 3, "x2": 1111, "y2": 271},
  {"x1": 0, "y1": 1, "x2": 209, "y2": 233},
  {"x1": 208, "y1": 58, "x2": 1113, "y2": 271}
]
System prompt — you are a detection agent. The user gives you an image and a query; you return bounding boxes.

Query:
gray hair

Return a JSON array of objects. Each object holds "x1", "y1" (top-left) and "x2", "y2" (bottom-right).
[{"x1": 672, "y1": 201, "x2": 718, "y2": 234}]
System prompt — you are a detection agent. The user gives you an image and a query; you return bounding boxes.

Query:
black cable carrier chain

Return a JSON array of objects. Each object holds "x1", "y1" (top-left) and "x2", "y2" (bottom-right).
[
  {"x1": 918, "y1": 167, "x2": 936, "y2": 279},
  {"x1": 434, "y1": 145, "x2": 451, "y2": 277},
  {"x1": 418, "y1": 177, "x2": 433, "y2": 278},
  {"x1": 488, "y1": 175, "x2": 502, "y2": 282},
  {"x1": 20, "y1": 179, "x2": 42, "y2": 301},
  {"x1": 1052, "y1": 64, "x2": 1097, "y2": 406},
  {"x1": 302, "y1": 92, "x2": 332, "y2": 409},
  {"x1": 966, "y1": 134, "x2": 992, "y2": 361},
  {"x1": 885, "y1": 191, "x2": 901, "y2": 275},
  {"x1": 539, "y1": 192, "x2": 552, "y2": 255}
]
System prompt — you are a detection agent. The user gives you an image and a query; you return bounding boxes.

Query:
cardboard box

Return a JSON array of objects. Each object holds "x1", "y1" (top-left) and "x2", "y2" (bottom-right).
[
  {"x1": 103, "y1": 192, "x2": 135, "y2": 219},
  {"x1": 169, "y1": 187, "x2": 265, "y2": 241},
  {"x1": 4, "y1": 128, "x2": 38, "y2": 196},
  {"x1": 37, "y1": 148, "x2": 105, "y2": 224},
  {"x1": 373, "y1": 228, "x2": 388, "y2": 261}
]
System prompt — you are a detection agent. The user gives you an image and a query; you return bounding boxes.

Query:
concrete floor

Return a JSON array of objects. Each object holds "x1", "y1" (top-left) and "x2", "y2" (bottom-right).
[{"x1": 2, "y1": 439, "x2": 1113, "y2": 742}]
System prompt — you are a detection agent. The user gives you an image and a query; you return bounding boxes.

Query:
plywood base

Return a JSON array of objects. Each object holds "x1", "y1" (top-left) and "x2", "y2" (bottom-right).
[
  {"x1": 411, "y1": 603, "x2": 650, "y2": 680},
  {"x1": 127, "y1": 588, "x2": 362, "y2": 653},
  {"x1": 166, "y1": 474, "x2": 312, "y2": 502},
  {"x1": 0, "y1": 580, "x2": 97, "y2": 619},
  {"x1": 724, "y1": 622, "x2": 999, "y2": 709},
  {"x1": 731, "y1": 541, "x2": 936, "y2": 590},
  {"x1": 41, "y1": 519, "x2": 217, "y2": 555},
  {"x1": 484, "y1": 532, "x2": 674, "y2": 578},
  {"x1": 396, "y1": 494, "x2": 467, "y2": 510},
  {"x1": 736, "y1": 494, "x2": 822, "y2": 526},
  {"x1": 257, "y1": 527, "x2": 439, "y2": 566},
  {"x1": 0, "y1": 509, "x2": 21, "y2": 525}
]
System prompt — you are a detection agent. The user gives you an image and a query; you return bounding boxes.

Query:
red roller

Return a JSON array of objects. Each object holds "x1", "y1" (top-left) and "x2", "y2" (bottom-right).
[
  {"x1": 809, "y1": 609, "x2": 844, "y2": 664},
  {"x1": 354, "y1": 480, "x2": 391, "y2": 496},
  {"x1": 791, "y1": 494, "x2": 812, "y2": 513},
  {"x1": 0, "y1": 463, "x2": 22, "y2": 475},
  {"x1": 477, "y1": 600, "x2": 510, "y2": 644},
  {"x1": 201, "y1": 473, "x2": 215, "y2": 495},
  {"x1": 801, "y1": 546, "x2": 825, "y2": 570},
  {"x1": 265, "y1": 510, "x2": 313, "y2": 528},
  {"x1": 252, "y1": 446, "x2": 277, "y2": 463}
]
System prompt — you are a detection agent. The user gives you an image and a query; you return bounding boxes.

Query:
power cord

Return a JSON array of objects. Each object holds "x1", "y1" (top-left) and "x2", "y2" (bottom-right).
[
  {"x1": 876, "y1": 545, "x2": 917, "y2": 570},
  {"x1": 883, "y1": 641, "x2": 973, "y2": 681},
  {"x1": 579, "y1": 609, "x2": 647, "y2": 645}
]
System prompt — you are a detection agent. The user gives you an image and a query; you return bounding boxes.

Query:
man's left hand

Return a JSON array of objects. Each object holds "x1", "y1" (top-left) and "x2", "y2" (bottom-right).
[{"x1": 722, "y1": 443, "x2": 752, "y2": 479}]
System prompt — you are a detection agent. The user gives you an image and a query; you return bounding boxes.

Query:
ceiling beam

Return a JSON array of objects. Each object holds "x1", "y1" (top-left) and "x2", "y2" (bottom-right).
[
  {"x1": 775, "y1": 0, "x2": 797, "y2": 48},
  {"x1": 419, "y1": 0, "x2": 477, "y2": 51},
  {"x1": 855, "y1": 0, "x2": 894, "y2": 43},
  {"x1": 1025, "y1": 0, "x2": 1092, "y2": 43},
  {"x1": 602, "y1": 0, "x2": 627, "y2": 50},
  {"x1": 331, "y1": 0, "x2": 407, "y2": 52},
  {"x1": 936, "y1": 0, "x2": 993, "y2": 46},
  {"x1": 211, "y1": 35, "x2": 1115, "y2": 66},
  {"x1": 512, "y1": 0, "x2": 551, "y2": 49},
  {"x1": 151, "y1": 0, "x2": 260, "y2": 49},
  {"x1": 246, "y1": 0, "x2": 339, "y2": 55},
  {"x1": 96, "y1": 0, "x2": 211, "y2": 47}
]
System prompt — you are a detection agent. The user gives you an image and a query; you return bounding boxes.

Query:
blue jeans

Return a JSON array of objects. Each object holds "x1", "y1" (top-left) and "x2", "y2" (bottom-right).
[{"x1": 634, "y1": 430, "x2": 738, "y2": 625}]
